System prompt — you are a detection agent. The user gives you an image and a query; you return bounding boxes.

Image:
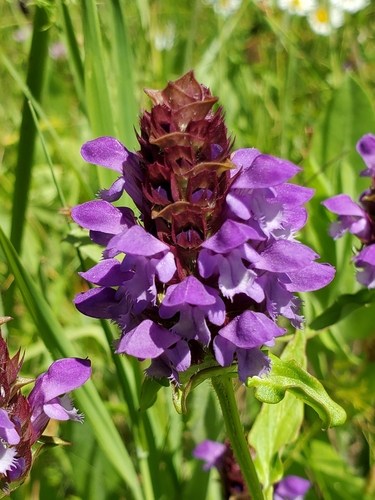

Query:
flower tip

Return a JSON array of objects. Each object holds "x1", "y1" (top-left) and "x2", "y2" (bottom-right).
[{"x1": 0, "y1": 316, "x2": 13, "y2": 326}]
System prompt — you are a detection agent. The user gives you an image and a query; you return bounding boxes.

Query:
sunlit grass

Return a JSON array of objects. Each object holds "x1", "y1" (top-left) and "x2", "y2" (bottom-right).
[{"x1": 1, "y1": 0, "x2": 375, "y2": 498}]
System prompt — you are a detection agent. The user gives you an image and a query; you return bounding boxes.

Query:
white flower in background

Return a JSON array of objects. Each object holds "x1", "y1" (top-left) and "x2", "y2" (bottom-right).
[
  {"x1": 49, "y1": 42, "x2": 68, "y2": 60},
  {"x1": 308, "y1": 5, "x2": 344, "y2": 35},
  {"x1": 206, "y1": 0, "x2": 242, "y2": 17},
  {"x1": 277, "y1": 0, "x2": 316, "y2": 16},
  {"x1": 12, "y1": 25, "x2": 31, "y2": 43},
  {"x1": 154, "y1": 23, "x2": 176, "y2": 52},
  {"x1": 330, "y1": 0, "x2": 370, "y2": 14}
]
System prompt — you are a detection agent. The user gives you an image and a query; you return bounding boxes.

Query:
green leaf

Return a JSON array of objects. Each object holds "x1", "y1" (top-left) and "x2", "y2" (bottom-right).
[
  {"x1": 247, "y1": 353, "x2": 346, "y2": 430},
  {"x1": 0, "y1": 226, "x2": 144, "y2": 500},
  {"x1": 310, "y1": 289, "x2": 375, "y2": 330},
  {"x1": 248, "y1": 331, "x2": 306, "y2": 490},
  {"x1": 305, "y1": 440, "x2": 371, "y2": 500}
]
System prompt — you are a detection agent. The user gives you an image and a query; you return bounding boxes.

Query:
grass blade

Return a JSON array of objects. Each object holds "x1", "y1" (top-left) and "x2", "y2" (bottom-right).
[{"x1": 10, "y1": 5, "x2": 50, "y2": 255}]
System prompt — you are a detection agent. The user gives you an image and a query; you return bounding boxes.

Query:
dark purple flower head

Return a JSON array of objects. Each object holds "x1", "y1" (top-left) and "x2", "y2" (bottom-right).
[
  {"x1": 73, "y1": 71, "x2": 334, "y2": 384},
  {"x1": 0, "y1": 319, "x2": 91, "y2": 492}
]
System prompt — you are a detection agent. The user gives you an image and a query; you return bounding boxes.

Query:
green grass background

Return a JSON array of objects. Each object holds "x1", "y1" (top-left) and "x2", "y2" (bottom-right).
[{"x1": 1, "y1": 1, "x2": 375, "y2": 498}]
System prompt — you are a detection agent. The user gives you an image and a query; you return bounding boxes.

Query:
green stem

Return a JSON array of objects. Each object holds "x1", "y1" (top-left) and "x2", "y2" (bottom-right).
[{"x1": 211, "y1": 376, "x2": 264, "y2": 500}]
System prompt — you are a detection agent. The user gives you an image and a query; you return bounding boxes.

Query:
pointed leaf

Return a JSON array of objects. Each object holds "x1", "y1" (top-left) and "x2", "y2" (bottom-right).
[
  {"x1": 247, "y1": 353, "x2": 346, "y2": 429},
  {"x1": 310, "y1": 289, "x2": 375, "y2": 330}
]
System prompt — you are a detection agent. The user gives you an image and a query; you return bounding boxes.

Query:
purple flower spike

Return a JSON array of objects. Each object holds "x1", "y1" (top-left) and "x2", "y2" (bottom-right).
[
  {"x1": 274, "y1": 475, "x2": 311, "y2": 500},
  {"x1": 193, "y1": 440, "x2": 226, "y2": 470},
  {"x1": 28, "y1": 358, "x2": 92, "y2": 441},
  {"x1": 73, "y1": 72, "x2": 335, "y2": 383},
  {"x1": 356, "y1": 133, "x2": 375, "y2": 177}
]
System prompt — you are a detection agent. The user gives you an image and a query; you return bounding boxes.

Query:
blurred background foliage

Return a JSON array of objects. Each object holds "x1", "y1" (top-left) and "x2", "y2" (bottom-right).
[{"x1": 1, "y1": 0, "x2": 375, "y2": 498}]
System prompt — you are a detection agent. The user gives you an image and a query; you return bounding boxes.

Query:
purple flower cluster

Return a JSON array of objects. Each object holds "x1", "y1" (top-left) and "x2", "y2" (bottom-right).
[
  {"x1": 73, "y1": 72, "x2": 334, "y2": 384},
  {"x1": 0, "y1": 318, "x2": 91, "y2": 492},
  {"x1": 322, "y1": 133, "x2": 375, "y2": 288},
  {"x1": 193, "y1": 439, "x2": 311, "y2": 500}
]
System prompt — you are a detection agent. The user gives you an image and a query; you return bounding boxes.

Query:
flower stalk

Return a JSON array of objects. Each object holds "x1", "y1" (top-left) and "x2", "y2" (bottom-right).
[{"x1": 211, "y1": 375, "x2": 264, "y2": 500}]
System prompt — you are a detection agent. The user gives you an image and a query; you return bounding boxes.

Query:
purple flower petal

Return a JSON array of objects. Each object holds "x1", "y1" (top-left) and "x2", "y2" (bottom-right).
[
  {"x1": 356, "y1": 133, "x2": 375, "y2": 177},
  {"x1": 165, "y1": 340, "x2": 191, "y2": 372},
  {"x1": 354, "y1": 245, "x2": 375, "y2": 288},
  {"x1": 71, "y1": 200, "x2": 134, "y2": 235},
  {"x1": 115, "y1": 320, "x2": 180, "y2": 358},
  {"x1": 99, "y1": 177, "x2": 126, "y2": 202},
  {"x1": 255, "y1": 240, "x2": 318, "y2": 273},
  {"x1": 8, "y1": 457, "x2": 25, "y2": 482},
  {"x1": 213, "y1": 335, "x2": 237, "y2": 366},
  {"x1": 231, "y1": 149, "x2": 301, "y2": 189},
  {"x1": 28, "y1": 358, "x2": 91, "y2": 440},
  {"x1": 109, "y1": 225, "x2": 171, "y2": 256},
  {"x1": 285, "y1": 262, "x2": 336, "y2": 292},
  {"x1": 159, "y1": 278, "x2": 225, "y2": 344},
  {"x1": 79, "y1": 259, "x2": 132, "y2": 286},
  {"x1": 322, "y1": 194, "x2": 371, "y2": 241},
  {"x1": 74, "y1": 287, "x2": 118, "y2": 319},
  {"x1": 218, "y1": 311, "x2": 285, "y2": 349},
  {"x1": 274, "y1": 475, "x2": 311, "y2": 500},
  {"x1": 29, "y1": 358, "x2": 92, "y2": 405},
  {"x1": 202, "y1": 219, "x2": 265, "y2": 254},
  {"x1": 273, "y1": 184, "x2": 315, "y2": 206},
  {"x1": 160, "y1": 277, "x2": 216, "y2": 310},
  {"x1": 193, "y1": 440, "x2": 226, "y2": 470},
  {"x1": 43, "y1": 394, "x2": 83, "y2": 422},
  {"x1": 322, "y1": 194, "x2": 366, "y2": 217},
  {"x1": 237, "y1": 347, "x2": 271, "y2": 382},
  {"x1": 0, "y1": 409, "x2": 20, "y2": 445},
  {"x1": 81, "y1": 136, "x2": 133, "y2": 173}
]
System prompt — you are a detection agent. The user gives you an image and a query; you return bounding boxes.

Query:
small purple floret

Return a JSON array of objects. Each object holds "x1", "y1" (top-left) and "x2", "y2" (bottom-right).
[
  {"x1": 356, "y1": 133, "x2": 375, "y2": 177},
  {"x1": 193, "y1": 440, "x2": 226, "y2": 470},
  {"x1": 28, "y1": 358, "x2": 92, "y2": 441},
  {"x1": 274, "y1": 475, "x2": 311, "y2": 500}
]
